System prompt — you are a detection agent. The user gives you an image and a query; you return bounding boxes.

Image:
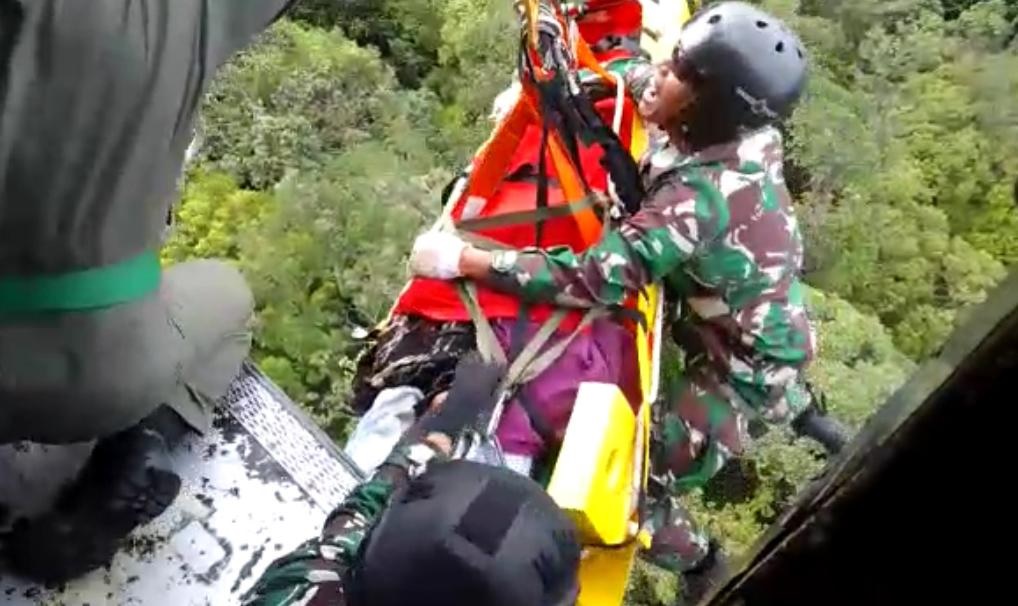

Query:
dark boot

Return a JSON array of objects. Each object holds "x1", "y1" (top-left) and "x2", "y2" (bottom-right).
[
  {"x1": 676, "y1": 541, "x2": 731, "y2": 606},
  {"x1": 791, "y1": 383, "x2": 852, "y2": 457},
  {"x1": 791, "y1": 405, "x2": 850, "y2": 456},
  {"x1": 2, "y1": 406, "x2": 190, "y2": 585}
]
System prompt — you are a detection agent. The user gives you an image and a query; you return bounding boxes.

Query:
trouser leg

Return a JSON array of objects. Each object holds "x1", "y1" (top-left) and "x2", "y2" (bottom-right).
[
  {"x1": 1, "y1": 260, "x2": 252, "y2": 584},
  {"x1": 158, "y1": 259, "x2": 255, "y2": 433},
  {"x1": 642, "y1": 368, "x2": 748, "y2": 573}
]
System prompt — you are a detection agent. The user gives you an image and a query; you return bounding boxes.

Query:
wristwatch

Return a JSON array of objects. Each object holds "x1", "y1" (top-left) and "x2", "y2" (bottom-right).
[
  {"x1": 490, "y1": 250, "x2": 520, "y2": 274},
  {"x1": 386, "y1": 440, "x2": 445, "y2": 479}
]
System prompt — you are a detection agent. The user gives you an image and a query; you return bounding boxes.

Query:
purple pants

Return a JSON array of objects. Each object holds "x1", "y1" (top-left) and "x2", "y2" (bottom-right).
[{"x1": 491, "y1": 318, "x2": 639, "y2": 458}]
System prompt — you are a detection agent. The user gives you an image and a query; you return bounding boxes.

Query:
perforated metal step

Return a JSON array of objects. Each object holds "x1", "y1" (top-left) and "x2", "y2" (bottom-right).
[{"x1": 0, "y1": 364, "x2": 363, "y2": 606}]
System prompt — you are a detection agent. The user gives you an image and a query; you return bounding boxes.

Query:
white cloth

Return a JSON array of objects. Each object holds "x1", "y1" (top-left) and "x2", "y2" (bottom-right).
[
  {"x1": 344, "y1": 387, "x2": 535, "y2": 479},
  {"x1": 503, "y1": 453, "x2": 534, "y2": 477},
  {"x1": 408, "y1": 230, "x2": 466, "y2": 280},
  {"x1": 343, "y1": 387, "x2": 422, "y2": 476},
  {"x1": 461, "y1": 440, "x2": 533, "y2": 477}
]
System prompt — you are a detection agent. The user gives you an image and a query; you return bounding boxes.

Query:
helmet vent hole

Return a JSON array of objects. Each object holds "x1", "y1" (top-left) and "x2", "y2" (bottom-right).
[
  {"x1": 796, "y1": 47, "x2": 804, "y2": 58},
  {"x1": 708, "y1": 14, "x2": 721, "y2": 24},
  {"x1": 775, "y1": 41, "x2": 785, "y2": 53},
  {"x1": 756, "y1": 20, "x2": 768, "y2": 28}
]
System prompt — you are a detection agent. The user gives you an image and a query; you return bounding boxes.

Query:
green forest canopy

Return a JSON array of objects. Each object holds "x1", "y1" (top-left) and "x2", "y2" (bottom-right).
[{"x1": 164, "y1": 1, "x2": 1016, "y2": 603}]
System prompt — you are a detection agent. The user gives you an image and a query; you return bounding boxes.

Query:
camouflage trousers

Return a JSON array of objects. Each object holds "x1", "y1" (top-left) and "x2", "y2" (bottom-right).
[{"x1": 641, "y1": 345, "x2": 811, "y2": 573}]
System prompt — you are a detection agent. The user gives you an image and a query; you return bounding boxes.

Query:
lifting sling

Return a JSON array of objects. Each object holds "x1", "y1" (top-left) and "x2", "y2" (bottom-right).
[{"x1": 432, "y1": 0, "x2": 651, "y2": 439}]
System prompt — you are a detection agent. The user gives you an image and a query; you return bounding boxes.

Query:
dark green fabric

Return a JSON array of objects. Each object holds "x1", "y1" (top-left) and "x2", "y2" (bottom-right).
[
  {"x1": 0, "y1": 250, "x2": 161, "y2": 314},
  {"x1": 532, "y1": 446, "x2": 560, "y2": 489}
]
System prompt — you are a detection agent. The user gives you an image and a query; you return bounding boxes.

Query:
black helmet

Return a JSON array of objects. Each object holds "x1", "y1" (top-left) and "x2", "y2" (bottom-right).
[
  {"x1": 350, "y1": 460, "x2": 581, "y2": 606},
  {"x1": 675, "y1": 1, "x2": 807, "y2": 131}
]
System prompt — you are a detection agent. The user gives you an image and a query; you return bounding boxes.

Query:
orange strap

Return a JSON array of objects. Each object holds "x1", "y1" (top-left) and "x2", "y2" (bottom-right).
[{"x1": 449, "y1": 1, "x2": 621, "y2": 250}]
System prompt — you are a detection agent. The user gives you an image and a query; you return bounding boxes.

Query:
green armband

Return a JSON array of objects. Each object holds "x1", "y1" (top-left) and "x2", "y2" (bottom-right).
[{"x1": 0, "y1": 250, "x2": 162, "y2": 315}]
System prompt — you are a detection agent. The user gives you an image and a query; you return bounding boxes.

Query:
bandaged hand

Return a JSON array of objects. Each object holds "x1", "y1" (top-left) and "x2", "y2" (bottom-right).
[{"x1": 409, "y1": 230, "x2": 467, "y2": 280}]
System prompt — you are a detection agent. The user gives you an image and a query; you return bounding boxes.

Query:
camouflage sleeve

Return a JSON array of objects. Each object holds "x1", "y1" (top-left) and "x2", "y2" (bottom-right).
[
  {"x1": 240, "y1": 465, "x2": 409, "y2": 606},
  {"x1": 579, "y1": 55, "x2": 654, "y2": 101},
  {"x1": 485, "y1": 177, "x2": 724, "y2": 308},
  {"x1": 621, "y1": 58, "x2": 655, "y2": 105}
]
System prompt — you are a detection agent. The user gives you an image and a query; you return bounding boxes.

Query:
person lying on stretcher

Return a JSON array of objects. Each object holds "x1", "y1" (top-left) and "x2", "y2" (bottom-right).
[{"x1": 344, "y1": 0, "x2": 654, "y2": 480}]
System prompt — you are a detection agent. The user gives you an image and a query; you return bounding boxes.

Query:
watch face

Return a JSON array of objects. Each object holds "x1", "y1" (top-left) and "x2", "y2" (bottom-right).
[{"x1": 494, "y1": 250, "x2": 519, "y2": 273}]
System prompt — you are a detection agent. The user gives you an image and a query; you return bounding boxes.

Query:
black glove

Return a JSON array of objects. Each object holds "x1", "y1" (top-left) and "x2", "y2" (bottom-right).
[
  {"x1": 375, "y1": 355, "x2": 505, "y2": 483},
  {"x1": 413, "y1": 353, "x2": 507, "y2": 440},
  {"x1": 791, "y1": 404, "x2": 851, "y2": 456}
]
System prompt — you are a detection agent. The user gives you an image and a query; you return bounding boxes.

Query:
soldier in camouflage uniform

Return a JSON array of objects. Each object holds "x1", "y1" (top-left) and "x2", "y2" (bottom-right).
[
  {"x1": 244, "y1": 358, "x2": 582, "y2": 606},
  {"x1": 0, "y1": 0, "x2": 297, "y2": 584},
  {"x1": 410, "y1": 2, "x2": 812, "y2": 600}
]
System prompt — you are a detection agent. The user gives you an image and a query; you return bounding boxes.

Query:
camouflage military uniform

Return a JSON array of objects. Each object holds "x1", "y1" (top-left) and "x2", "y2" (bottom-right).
[
  {"x1": 484, "y1": 125, "x2": 816, "y2": 571},
  {"x1": 243, "y1": 444, "x2": 442, "y2": 606}
]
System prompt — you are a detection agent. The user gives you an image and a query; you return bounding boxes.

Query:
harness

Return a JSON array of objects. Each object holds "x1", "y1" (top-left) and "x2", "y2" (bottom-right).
[
  {"x1": 441, "y1": 1, "x2": 700, "y2": 569},
  {"x1": 431, "y1": 1, "x2": 651, "y2": 449}
]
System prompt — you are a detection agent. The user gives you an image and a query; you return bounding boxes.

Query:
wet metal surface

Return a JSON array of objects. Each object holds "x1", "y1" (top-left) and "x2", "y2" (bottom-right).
[{"x1": 0, "y1": 365, "x2": 363, "y2": 606}]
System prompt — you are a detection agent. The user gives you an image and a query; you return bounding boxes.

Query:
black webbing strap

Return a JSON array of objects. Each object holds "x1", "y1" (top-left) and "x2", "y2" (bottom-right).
[
  {"x1": 454, "y1": 196, "x2": 599, "y2": 234},
  {"x1": 536, "y1": 119, "x2": 551, "y2": 247},
  {"x1": 565, "y1": 73, "x2": 645, "y2": 215},
  {"x1": 520, "y1": 29, "x2": 645, "y2": 217},
  {"x1": 440, "y1": 168, "x2": 468, "y2": 208}
]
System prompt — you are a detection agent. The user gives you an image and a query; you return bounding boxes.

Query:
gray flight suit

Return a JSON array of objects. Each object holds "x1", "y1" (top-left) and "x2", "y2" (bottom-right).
[{"x1": 0, "y1": 0, "x2": 296, "y2": 444}]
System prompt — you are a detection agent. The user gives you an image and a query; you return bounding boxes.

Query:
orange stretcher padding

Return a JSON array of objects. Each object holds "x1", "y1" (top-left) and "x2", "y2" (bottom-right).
[{"x1": 392, "y1": 1, "x2": 646, "y2": 332}]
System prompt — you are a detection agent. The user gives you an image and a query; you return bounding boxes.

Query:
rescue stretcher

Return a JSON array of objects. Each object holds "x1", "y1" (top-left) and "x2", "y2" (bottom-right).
[{"x1": 386, "y1": 2, "x2": 698, "y2": 603}]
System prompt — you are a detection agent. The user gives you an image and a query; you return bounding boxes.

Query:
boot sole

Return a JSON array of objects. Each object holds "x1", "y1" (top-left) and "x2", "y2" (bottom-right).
[{"x1": 3, "y1": 467, "x2": 183, "y2": 586}]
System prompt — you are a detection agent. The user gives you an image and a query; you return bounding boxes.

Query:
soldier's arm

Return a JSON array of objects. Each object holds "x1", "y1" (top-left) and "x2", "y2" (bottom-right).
[
  {"x1": 241, "y1": 439, "x2": 449, "y2": 606},
  {"x1": 620, "y1": 57, "x2": 656, "y2": 102},
  {"x1": 239, "y1": 476, "x2": 397, "y2": 606},
  {"x1": 465, "y1": 177, "x2": 717, "y2": 308},
  {"x1": 577, "y1": 54, "x2": 654, "y2": 101}
]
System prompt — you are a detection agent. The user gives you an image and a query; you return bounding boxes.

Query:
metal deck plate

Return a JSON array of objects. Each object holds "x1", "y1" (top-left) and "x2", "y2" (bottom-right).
[{"x1": 0, "y1": 365, "x2": 363, "y2": 606}]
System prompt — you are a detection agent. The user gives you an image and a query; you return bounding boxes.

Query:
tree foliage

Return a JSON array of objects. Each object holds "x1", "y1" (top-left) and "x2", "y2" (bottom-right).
[
  {"x1": 784, "y1": 0, "x2": 1013, "y2": 357},
  {"x1": 200, "y1": 20, "x2": 439, "y2": 189},
  {"x1": 428, "y1": 0, "x2": 518, "y2": 156},
  {"x1": 289, "y1": 0, "x2": 446, "y2": 87},
  {"x1": 237, "y1": 145, "x2": 441, "y2": 436},
  {"x1": 167, "y1": 3, "x2": 1016, "y2": 604},
  {"x1": 162, "y1": 171, "x2": 276, "y2": 265}
]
